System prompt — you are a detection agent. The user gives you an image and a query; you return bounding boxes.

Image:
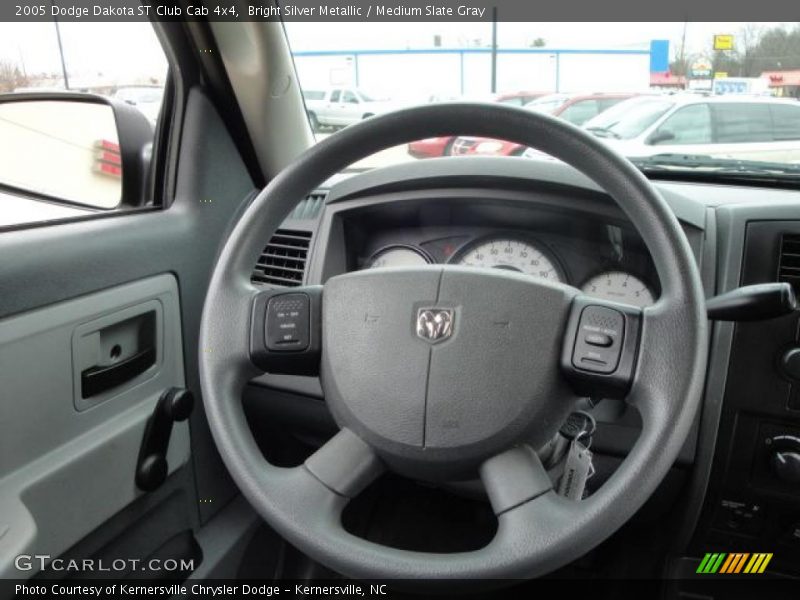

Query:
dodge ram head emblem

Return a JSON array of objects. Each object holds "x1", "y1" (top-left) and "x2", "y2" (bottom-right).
[{"x1": 416, "y1": 308, "x2": 454, "y2": 343}]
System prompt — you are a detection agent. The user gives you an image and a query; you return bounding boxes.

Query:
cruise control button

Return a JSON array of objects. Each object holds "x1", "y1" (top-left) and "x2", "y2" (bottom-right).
[
  {"x1": 585, "y1": 332, "x2": 613, "y2": 347},
  {"x1": 571, "y1": 305, "x2": 625, "y2": 374},
  {"x1": 265, "y1": 293, "x2": 310, "y2": 351}
]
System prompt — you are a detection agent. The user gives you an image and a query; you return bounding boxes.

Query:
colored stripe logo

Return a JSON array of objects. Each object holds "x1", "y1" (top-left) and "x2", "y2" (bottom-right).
[{"x1": 696, "y1": 553, "x2": 773, "y2": 574}]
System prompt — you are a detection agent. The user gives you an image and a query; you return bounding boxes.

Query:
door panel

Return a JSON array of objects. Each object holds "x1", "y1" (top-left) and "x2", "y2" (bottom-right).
[
  {"x1": 0, "y1": 89, "x2": 257, "y2": 578},
  {"x1": 0, "y1": 274, "x2": 188, "y2": 577}
]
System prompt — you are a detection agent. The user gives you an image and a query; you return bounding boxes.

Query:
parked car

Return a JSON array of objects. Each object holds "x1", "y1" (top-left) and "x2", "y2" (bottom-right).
[
  {"x1": 450, "y1": 92, "x2": 636, "y2": 156},
  {"x1": 113, "y1": 85, "x2": 164, "y2": 123},
  {"x1": 304, "y1": 87, "x2": 398, "y2": 131},
  {"x1": 407, "y1": 91, "x2": 550, "y2": 158},
  {"x1": 581, "y1": 94, "x2": 800, "y2": 162}
]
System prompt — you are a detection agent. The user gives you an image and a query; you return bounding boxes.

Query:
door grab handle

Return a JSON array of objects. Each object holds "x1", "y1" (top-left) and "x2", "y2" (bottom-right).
[{"x1": 81, "y1": 346, "x2": 156, "y2": 398}]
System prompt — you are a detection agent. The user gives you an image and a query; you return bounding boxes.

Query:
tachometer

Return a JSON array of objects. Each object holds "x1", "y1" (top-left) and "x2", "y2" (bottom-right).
[
  {"x1": 366, "y1": 245, "x2": 431, "y2": 269},
  {"x1": 454, "y1": 238, "x2": 564, "y2": 282},
  {"x1": 582, "y1": 271, "x2": 655, "y2": 307}
]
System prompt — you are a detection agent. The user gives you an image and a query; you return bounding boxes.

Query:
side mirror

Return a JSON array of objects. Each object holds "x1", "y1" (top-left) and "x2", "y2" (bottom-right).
[
  {"x1": 0, "y1": 92, "x2": 154, "y2": 210},
  {"x1": 648, "y1": 129, "x2": 676, "y2": 145}
]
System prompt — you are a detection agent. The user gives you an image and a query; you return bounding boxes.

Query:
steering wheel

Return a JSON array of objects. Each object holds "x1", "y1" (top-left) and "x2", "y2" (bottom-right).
[{"x1": 198, "y1": 103, "x2": 708, "y2": 579}]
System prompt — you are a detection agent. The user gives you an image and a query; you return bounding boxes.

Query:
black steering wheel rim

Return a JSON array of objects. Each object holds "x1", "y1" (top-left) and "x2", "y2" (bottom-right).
[{"x1": 198, "y1": 103, "x2": 708, "y2": 579}]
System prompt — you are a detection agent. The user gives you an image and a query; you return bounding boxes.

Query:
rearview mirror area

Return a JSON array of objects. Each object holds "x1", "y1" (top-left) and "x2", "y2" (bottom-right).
[
  {"x1": 0, "y1": 93, "x2": 155, "y2": 223},
  {"x1": 0, "y1": 99, "x2": 121, "y2": 208}
]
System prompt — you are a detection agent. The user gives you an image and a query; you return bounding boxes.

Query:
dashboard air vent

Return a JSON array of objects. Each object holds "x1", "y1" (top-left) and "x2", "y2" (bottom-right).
[
  {"x1": 291, "y1": 191, "x2": 327, "y2": 220},
  {"x1": 778, "y1": 234, "x2": 800, "y2": 293},
  {"x1": 251, "y1": 229, "x2": 313, "y2": 287}
]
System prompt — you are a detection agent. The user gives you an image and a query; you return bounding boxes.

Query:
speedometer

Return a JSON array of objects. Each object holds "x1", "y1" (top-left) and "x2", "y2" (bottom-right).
[
  {"x1": 454, "y1": 238, "x2": 564, "y2": 282},
  {"x1": 366, "y1": 245, "x2": 431, "y2": 269},
  {"x1": 582, "y1": 271, "x2": 655, "y2": 307}
]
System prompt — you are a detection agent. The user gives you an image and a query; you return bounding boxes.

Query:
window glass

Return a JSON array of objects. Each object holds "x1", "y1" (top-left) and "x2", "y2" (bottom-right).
[
  {"x1": 584, "y1": 97, "x2": 674, "y2": 140},
  {"x1": 330, "y1": 90, "x2": 341, "y2": 102},
  {"x1": 770, "y1": 104, "x2": 800, "y2": 141},
  {"x1": 560, "y1": 100, "x2": 600, "y2": 125},
  {"x1": 598, "y1": 98, "x2": 626, "y2": 111},
  {"x1": 303, "y1": 90, "x2": 326, "y2": 101},
  {"x1": 526, "y1": 96, "x2": 568, "y2": 114},
  {"x1": 342, "y1": 90, "x2": 359, "y2": 103},
  {"x1": 284, "y1": 22, "x2": 800, "y2": 174},
  {"x1": 713, "y1": 103, "x2": 773, "y2": 143},
  {"x1": 653, "y1": 104, "x2": 712, "y2": 145}
]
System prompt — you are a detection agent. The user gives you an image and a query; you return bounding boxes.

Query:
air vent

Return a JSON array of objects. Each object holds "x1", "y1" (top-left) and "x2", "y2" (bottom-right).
[
  {"x1": 778, "y1": 234, "x2": 800, "y2": 293},
  {"x1": 252, "y1": 229, "x2": 313, "y2": 287},
  {"x1": 291, "y1": 191, "x2": 327, "y2": 220}
]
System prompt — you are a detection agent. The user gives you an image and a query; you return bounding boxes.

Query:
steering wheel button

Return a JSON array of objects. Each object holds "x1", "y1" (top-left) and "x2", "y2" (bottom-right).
[
  {"x1": 585, "y1": 332, "x2": 613, "y2": 347},
  {"x1": 266, "y1": 293, "x2": 310, "y2": 351},
  {"x1": 571, "y1": 305, "x2": 625, "y2": 374}
]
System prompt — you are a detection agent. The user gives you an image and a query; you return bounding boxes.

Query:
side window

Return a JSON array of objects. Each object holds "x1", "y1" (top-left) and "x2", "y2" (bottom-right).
[
  {"x1": 560, "y1": 100, "x2": 600, "y2": 125},
  {"x1": 770, "y1": 105, "x2": 800, "y2": 141},
  {"x1": 329, "y1": 90, "x2": 341, "y2": 103},
  {"x1": 651, "y1": 104, "x2": 712, "y2": 145},
  {"x1": 598, "y1": 98, "x2": 624, "y2": 111},
  {"x1": 342, "y1": 90, "x2": 359, "y2": 104},
  {"x1": 0, "y1": 22, "x2": 167, "y2": 229},
  {"x1": 713, "y1": 103, "x2": 772, "y2": 143}
]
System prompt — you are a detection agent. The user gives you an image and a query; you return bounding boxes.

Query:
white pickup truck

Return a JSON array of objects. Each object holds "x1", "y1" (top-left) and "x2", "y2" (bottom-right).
[{"x1": 303, "y1": 88, "x2": 397, "y2": 130}]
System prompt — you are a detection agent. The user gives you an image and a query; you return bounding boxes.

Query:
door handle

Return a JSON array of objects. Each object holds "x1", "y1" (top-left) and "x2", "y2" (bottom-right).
[{"x1": 81, "y1": 346, "x2": 156, "y2": 398}]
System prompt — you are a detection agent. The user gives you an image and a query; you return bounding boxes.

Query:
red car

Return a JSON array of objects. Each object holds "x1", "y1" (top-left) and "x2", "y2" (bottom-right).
[
  {"x1": 406, "y1": 91, "x2": 550, "y2": 158},
  {"x1": 450, "y1": 92, "x2": 637, "y2": 157}
]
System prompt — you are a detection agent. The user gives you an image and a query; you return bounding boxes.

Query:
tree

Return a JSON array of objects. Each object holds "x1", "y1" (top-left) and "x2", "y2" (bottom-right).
[
  {"x1": 704, "y1": 23, "x2": 800, "y2": 77},
  {"x1": 529, "y1": 37, "x2": 546, "y2": 48},
  {"x1": 0, "y1": 60, "x2": 29, "y2": 93}
]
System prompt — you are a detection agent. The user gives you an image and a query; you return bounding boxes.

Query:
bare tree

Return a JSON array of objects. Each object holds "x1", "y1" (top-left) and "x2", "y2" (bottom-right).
[
  {"x1": 0, "y1": 60, "x2": 29, "y2": 93},
  {"x1": 737, "y1": 23, "x2": 765, "y2": 76}
]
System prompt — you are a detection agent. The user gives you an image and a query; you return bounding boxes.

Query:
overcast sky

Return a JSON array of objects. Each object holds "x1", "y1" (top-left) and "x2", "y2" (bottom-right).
[{"x1": 0, "y1": 21, "x2": 792, "y2": 83}]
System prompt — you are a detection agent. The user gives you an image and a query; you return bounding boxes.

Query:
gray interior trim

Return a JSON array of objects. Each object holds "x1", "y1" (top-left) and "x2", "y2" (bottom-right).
[
  {"x1": 188, "y1": 496, "x2": 262, "y2": 579},
  {"x1": 326, "y1": 156, "x2": 709, "y2": 229},
  {"x1": 209, "y1": 20, "x2": 314, "y2": 178},
  {"x1": 0, "y1": 87, "x2": 257, "y2": 539},
  {"x1": 0, "y1": 274, "x2": 188, "y2": 579}
]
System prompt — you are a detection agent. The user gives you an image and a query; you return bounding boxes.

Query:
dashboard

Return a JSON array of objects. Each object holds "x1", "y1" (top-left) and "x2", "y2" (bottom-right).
[{"x1": 247, "y1": 156, "x2": 800, "y2": 578}]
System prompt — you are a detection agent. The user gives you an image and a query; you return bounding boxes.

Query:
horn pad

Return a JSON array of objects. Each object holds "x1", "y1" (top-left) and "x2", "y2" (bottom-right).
[{"x1": 320, "y1": 266, "x2": 578, "y2": 480}]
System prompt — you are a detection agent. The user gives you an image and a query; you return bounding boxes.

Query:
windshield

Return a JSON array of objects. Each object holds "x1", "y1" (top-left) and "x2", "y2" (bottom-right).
[
  {"x1": 285, "y1": 22, "x2": 800, "y2": 178},
  {"x1": 584, "y1": 96, "x2": 675, "y2": 139}
]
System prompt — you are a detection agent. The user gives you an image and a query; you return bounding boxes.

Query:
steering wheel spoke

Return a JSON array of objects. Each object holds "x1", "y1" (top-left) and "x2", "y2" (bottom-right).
[
  {"x1": 305, "y1": 428, "x2": 385, "y2": 498},
  {"x1": 480, "y1": 445, "x2": 552, "y2": 516},
  {"x1": 560, "y1": 295, "x2": 643, "y2": 400},
  {"x1": 249, "y1": 285, "x2": 323, "y2": 376}
]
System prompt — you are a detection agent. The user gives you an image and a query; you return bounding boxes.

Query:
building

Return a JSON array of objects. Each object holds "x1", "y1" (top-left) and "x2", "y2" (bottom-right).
[
  {"x1": 649, "y1": 71, "x2": 686, "y2": 91},
  {"x1": 762, "y1": 70, "x2": 800, "y2": 99}
]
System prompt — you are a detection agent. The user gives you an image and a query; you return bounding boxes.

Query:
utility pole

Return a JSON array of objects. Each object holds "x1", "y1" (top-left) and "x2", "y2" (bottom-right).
[
  {"x1": 678, "y1": 21, "x2": 688, "y2": 77},
  {"x1": 17, "y1": 46, "x2": 27, "y2": 78},
  {"x1": 50, "y1": 1, "x2": 70, "y2": 90},
  {"x1": 490, "y1": 7, "x2": 497, "y2": 93}
]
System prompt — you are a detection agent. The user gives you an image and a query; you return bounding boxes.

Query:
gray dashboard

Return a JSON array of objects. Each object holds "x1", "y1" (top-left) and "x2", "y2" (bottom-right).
[{"x1": 247, "y1": 155, "x2": 800, "y2": 564}]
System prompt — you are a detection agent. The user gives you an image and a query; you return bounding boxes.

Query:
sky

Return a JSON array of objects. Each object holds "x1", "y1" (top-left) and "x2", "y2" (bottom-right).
[{"x1": 0, "y1": 21, "x2": 792, "y2": 84}]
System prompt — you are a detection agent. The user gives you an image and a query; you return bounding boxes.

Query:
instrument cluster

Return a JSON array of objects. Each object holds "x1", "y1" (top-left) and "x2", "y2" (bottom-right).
[{"x1": 362, "y1": 233, "x2": 657, "y2": 308}]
